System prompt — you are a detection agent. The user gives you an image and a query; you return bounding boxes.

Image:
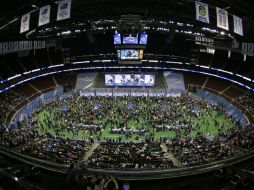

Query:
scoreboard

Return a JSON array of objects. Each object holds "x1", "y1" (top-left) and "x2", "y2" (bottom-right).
[
  {"x1": 114, "y1": 31, "x2": 148, "y2": 64},
  {"x1": 105, "y1": 74, "x2": 155, "y2": 87}
]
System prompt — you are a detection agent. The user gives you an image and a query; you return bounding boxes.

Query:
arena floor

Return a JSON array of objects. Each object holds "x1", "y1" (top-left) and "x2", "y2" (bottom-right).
[{"x1": 35, "y1": 96, "x2": 234, "y2": 141}]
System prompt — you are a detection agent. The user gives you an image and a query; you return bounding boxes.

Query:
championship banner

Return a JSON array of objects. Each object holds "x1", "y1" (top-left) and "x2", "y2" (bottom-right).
[
  {"x1": 195, "y1": 1, "x2": 210, "y2": 24},
  {"x1": 216, "y1": 7, "x2": 229, "y2": 30},
  {"x1": 38, "y1": 5, "x2": 51, "y2": 26},
  {"x1": 20, "y1": 13, "x2": 30, "y2": 33},
  {"x1": 247, "y1": 43, "x2": 254, "y2": 57},
  {"x1": 233, "y1": 15, "x2": 243, "y2": 36},
  {"x1": 0, "y1": 43, "x2": 2, "y2": 55},
  {"x1": 242, "y1": 42, "x2": 248, "y2": 55},
  {"x1": 14, "y1": 41, "x2": 19, "y2": 51},
  {"x1": 57, "y1": 0, "x2": 72, "y2": 21}
]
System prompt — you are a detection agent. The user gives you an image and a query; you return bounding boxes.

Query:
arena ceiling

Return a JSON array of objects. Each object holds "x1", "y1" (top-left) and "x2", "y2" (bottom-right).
[{"x1": 0, "y1": 0, "x2": 254, "y2": 41}]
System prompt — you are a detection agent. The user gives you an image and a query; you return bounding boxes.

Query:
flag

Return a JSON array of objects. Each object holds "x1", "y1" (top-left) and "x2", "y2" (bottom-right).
[
  {"x1": 38, "y1": 5, "x2": 51, "y2": 26},
  {"x1": 0, "y1": 43, "x2": 2, "y2": 55},
  {"x1": 247, "y1": 43, "x2": 254, "y2": 56},
  {"x1": 233, "y1": 15, "x2": 243, "y2": 36},
  {"x1": 195, "y1": 1, "x2": 210, "y2": 24},
  {"x1": 20, "y1": 13, "x2": 30, "y2": 33},
  {"x1": 242, "y1": 42, "x2": 248, "y2": 55},
  {"x1": 216, "y1": 7, "x2": 229, "y2": 30},
  {"x1": 57, "y1": 0, "x2": 72, "y2": 21}
]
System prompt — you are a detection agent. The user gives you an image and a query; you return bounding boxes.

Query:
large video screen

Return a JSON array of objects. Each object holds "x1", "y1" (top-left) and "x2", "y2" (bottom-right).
[
  {"x1": 105, "y1": 74, "x2": 155, "y2": 86},
  {"x1": 139, "y1": 33, "x2": 148, "y2": 45},
  {"x1": 114, "y1": 33, "x2": 121, "y2": 45},
  {"x1": 120, "y1": 49, "x2": 140, "y2": 60},
  {"x1": 123, "y1": 34, "x2": 138, "y2": 44}
]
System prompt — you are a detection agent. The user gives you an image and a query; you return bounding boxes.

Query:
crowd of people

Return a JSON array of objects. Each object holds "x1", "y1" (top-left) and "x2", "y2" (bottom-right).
[
  {"x1": 0, "y1": 90, "x2": 38, "y2": 149},
  {"x1": 66, "y1": 166, "x2": 120, "y2": 190},
  {"x1": 19, "y1": 136, "x2": 93, "y2": 164},
  {"x1": 0, "y1": 127, "x2": 39, "y2": 148},
  {"x1": 167, "y1": 124, "x2": 254, "y2": 166},
  {"x1": 0, "y1": 92, "x2": 254, "y2": 170},
  {"x1": 235, "y1": 92, "x2": 254, "y2": 118},
  {"x1": 0, "y1": 90, "x2": 25, "y2": 129},
  {"x1": 86, "y1": 141, "x2": 172, "y2": 169},
  {"x1": 34, "y1": 94, "x2": 235, "y2": 140}
]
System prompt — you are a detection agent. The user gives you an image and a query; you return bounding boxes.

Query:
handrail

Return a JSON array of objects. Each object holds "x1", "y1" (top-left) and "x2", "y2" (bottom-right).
[
  {"x1": 201, "y1": 86, "x2": 253, "y2": 123},
  {"x1": 2, "y1": 68, "x2": 254, "y2": 124},
  {"x1": 0, "y1": 145, "x2": 254, "y2": 180},
  {"x1": 1, "y1": 54, "x2": 253, "y2": 88},
  {"x1": 6, "y1": 86, "x2": 58, "y2": 122}
]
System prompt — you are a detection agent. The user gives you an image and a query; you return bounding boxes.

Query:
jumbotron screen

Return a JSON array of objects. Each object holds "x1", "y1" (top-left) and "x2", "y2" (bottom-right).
[
  {"x1": 123, "y1": 34, "x2": 138, "y2": 44},
  {"x1": 105, "y1": 74, "x2": 155, "y2": 86},
  {"x1": 120, "y1": 49, "x2": 140, "y2": 60},
  {"x1": 113, "y1": 33, "x2": 121, "y2": 45},
  {"x1": 139, "y1": 33, "x2": 148, "y2": 45}
]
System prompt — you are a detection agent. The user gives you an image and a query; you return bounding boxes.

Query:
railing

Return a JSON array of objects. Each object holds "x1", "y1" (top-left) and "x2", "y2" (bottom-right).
[
  {"x1": 0, "y1": 145, "x2": 254, "y2": 180},
  {"x1": 6, "y1": 86, "x2": 62, "y2": 122},
  {"x1": 203, "y1": 87, "x2": 253, "y2": 123},
  {"x1": 0, "y1": 63, "x2": 253, "y2": 124},
  {"x1": 80, "y1": 88, "x2": 184, "y2": 97},
  {"x1": 1, "y1": 54, "x2": 253, "y2": 92}
]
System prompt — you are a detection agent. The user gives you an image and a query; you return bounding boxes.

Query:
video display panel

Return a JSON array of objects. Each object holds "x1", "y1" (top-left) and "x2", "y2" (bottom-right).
[
  {"x1": 123, "y1": 34, "x2": 138, "y2": 44},
  {"x1": 139, "y1": 33, "x2": 148, "y2": 45},
  {"x1": 114, "y1": 33, "x2": 121, "y2": 45},
  {"x1": 120, "y1": 49, "x2": 140, "y2": 60},
  {"x1": 105, "y1": 74, "x2": 155, "y2": 86}
]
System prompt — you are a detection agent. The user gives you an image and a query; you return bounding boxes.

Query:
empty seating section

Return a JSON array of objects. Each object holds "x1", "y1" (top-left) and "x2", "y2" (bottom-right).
[
  {"x1": 223, "y1": 85, "x2": 245, "y2": 99},
  {"x1": 210, "y1": 50, "x2": 227, "y2": 68},
  {"x1": 183, "y1": 73, "x2": 206, "y2": 88},
  {"x1": 183, "y1": 73, "x2": 251, "y2": 119},
  {"x1": 198, "y1": 52, "x2": 213, "y2": 66},
  {"x1": 34, "y1": 49, "x2": 51, "y2": 67},
  {"x1": 236, "y1": 62, "x2": 252, "y2": 77},
  {"x1": 0, "y1": 74, "x2": 77, "y2": 128},
  {"x1": 0, "y1": 57, "x2": 14, "y2": 79},
  {"x1": 18, "y1": 52, "x2": 38, "y2": 71},
  {"x1": 248, "y1": 58, "x2": 254, "y2": 79},
  {"x1": 204, "y1": 77, "x2": 231, "y2": 92},
  {"x1": 150, "y1": 70, "x2": 253, "y2": 122},
  {"x1": 196, "y1": 51, "x2": 252, "y2": 81},
  {"x1": 0, "y1": 48, "x2": 65, "y2": 82},
  {"x1": 49, "y1": 48, "x2": 64, "y2": 65},
  {"x1": 54, "y1": 74, "x2": 77, "y2": 87},
  {"x1": 223, "y1": 52, "x2": 242, "y2": 73},
  {"x1": 5, "y1": 54, "x2": 25, "y2": 74},
  {"x1": 14, "y1": 84, "x2": 38, "y2": 97},
  {"x1": 29, "y1": 77, "x2": 55, "y2": 92}
]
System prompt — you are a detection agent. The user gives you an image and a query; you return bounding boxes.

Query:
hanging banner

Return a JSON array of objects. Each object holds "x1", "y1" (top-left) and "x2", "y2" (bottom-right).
[
  {"x1": 233, "y1": 15, "x2": 243, "y2": 36},
  {"x1": 247, "y1": 43, "x2": 254, "y2": 57},
  {"x1": 14, "y1": 41, "x2": 19, "y2": 51},
  {"x1": 57, "y1": 0, "x2": 72, "y2": 21},
  {"x1": 242, "y1": 42, "x2": 248, "y2": 55},
  {"x1": 20, "y1": 13, "x2": 30, "y2": 33},
  {"x1": 216, "y1": 7, "x2": 229, "y2": 30},
  {"x1": 38, "y1": 5, "x2": 51, "y2": 26},
  {"x1": 195, "y1": 1, "x2": 210, "y2": 24},
  {"x1": 0, "y1": 43, "x2": 2, "y2": 55},
  {"x1": 2, "y1": 42, "x2": 8, "y2": 54}
]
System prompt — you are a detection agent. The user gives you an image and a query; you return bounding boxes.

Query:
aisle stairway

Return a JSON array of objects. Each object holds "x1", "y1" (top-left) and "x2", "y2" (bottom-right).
[
  {"x1": 164, "y1": 72, "x2": 186, "y2": 91},
  {"x1": 161, "y1": 143, "x2": 181, "y2": 167},
  {"x1": 75, "y1": 72, "x2": 97, "y2": 90},
  {"x1": 83, "y1": 142, "x2": 100, "y2": 161}
]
